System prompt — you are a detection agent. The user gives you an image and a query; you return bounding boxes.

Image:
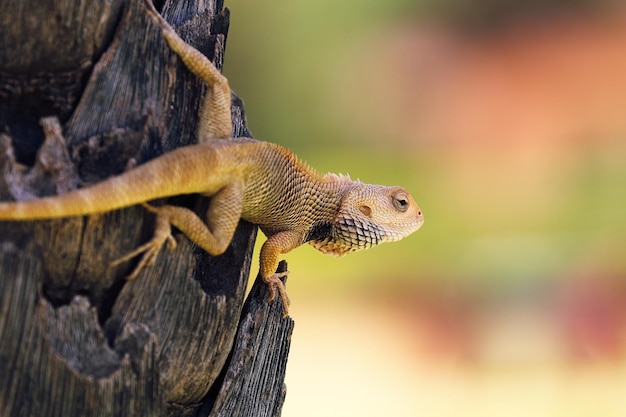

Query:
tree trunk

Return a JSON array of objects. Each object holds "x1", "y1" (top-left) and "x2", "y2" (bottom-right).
[{"x1": 0, "y1": 0, "x2": 293, "y2": 416}]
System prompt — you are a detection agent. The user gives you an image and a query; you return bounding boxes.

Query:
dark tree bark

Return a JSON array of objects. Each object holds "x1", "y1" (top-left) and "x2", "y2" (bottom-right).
[{"x1": 0, "y1": 0, "x2": 294, "y2": 416}]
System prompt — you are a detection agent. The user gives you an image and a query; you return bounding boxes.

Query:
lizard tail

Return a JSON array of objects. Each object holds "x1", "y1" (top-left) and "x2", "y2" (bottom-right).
[
  {"x1": 0, "y1": 146, "x2": 217, "y2": 220},
  {"x1": 0, "y1": 174, "x2": 153, "y2": 220}
]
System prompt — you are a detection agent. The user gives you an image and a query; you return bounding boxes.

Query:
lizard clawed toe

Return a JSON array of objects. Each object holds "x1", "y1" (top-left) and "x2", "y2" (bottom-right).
[
  {"x1": 263, "y1": 271, "x2": 291, "y2": 316},
  {"x1": 109, "y1": 211, "x2": 176, "y2": 280}
]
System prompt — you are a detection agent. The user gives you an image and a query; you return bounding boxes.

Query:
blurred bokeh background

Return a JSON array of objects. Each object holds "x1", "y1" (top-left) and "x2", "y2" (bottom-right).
[{"x1": 223, "y1": 0, "x2": 626, "y2": 416}]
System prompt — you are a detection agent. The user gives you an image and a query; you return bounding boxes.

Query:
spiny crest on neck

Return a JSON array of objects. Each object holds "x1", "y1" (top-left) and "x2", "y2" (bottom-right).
[
  {"x1": 322, "y1": 172, "x2": 361, "y2": 185},
  {"x1": 271, "y1": 142, "x2": 319, "y2": 176},
  {"x1": 269, "y1": 142, "x2": 361, "y2": 185}
]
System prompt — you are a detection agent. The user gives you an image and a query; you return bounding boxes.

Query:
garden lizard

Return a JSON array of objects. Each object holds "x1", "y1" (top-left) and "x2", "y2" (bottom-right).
[{"x1": 0, "y1": 0, "x2": 424, "y2": 315}]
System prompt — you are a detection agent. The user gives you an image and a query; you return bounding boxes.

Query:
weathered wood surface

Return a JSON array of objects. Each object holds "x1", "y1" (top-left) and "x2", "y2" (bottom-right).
[{"x1": 0, "y1": 0, "x2": 294, "y2": 416}]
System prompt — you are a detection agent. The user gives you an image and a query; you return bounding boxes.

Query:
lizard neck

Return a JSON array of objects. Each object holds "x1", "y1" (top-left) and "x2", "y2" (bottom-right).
[{"x1": 240, "y1": 141, "x2": 358, "y2": 234}]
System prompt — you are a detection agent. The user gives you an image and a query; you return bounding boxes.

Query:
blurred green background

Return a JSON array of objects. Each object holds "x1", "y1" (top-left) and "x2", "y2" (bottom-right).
[{"x1": 223, "y1": 0, "x2": 626, "y2": 416}]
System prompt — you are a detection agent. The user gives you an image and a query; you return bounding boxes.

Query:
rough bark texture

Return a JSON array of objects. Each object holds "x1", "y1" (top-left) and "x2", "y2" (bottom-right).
[{"x1": 0, "y1": 0, "x2": 294, "y2": 416}]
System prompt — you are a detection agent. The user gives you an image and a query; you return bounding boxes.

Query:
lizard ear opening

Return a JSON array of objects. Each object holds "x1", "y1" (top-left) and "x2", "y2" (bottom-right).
[{"x1": 359, "y1": 205, "x2": 372, "y2": 217}]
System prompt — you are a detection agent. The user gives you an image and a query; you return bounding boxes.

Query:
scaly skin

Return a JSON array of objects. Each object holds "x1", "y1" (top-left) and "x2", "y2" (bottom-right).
[{"x1": 0, "y1": 1, "x2": 424, "y2": 315}]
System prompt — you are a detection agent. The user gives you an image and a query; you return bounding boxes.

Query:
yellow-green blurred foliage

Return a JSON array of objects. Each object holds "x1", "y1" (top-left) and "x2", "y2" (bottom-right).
[{"x1": 224, "y1": 0, "x2": 626, "y2": 416}]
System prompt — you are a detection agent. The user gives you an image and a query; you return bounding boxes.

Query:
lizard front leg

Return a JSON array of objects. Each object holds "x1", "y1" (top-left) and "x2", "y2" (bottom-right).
[
  {"x1": 112, "y1": 182, "x2": 244, "y2": 279},
  {"x1": 259, "y1": 230, "x2": 306, "y2": 316}
]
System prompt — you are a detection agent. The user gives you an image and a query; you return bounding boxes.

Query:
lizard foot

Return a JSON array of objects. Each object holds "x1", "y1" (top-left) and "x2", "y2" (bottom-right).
[
  {"x1": 109, "y1": 209, "x2": 176, "y2": 280},
  {"x1": 263, "y1": 271, "x2": 291, "y2": 317}
]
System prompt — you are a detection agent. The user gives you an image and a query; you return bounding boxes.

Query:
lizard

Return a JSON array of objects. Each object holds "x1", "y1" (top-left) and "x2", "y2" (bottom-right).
[{"x1": 0, "y1": 0, "x2": 424, "y2": 315}]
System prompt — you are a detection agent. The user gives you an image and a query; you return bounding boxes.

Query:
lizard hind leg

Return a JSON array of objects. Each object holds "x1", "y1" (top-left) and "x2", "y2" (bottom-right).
[
  {"x1": 112, "y1": 181, "x2": 244, "y2": 279},
  {"x1": 144, "y1": 0, "x2": 232, "y2": 142},
  {"x1": 110, "y1": 205, "x2": 178, "y2": 280}
]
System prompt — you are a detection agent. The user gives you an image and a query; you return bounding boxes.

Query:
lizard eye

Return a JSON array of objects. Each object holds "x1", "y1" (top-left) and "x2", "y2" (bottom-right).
[{"x1": 392, "y1": 192, "x2": 410, "y2": 212}]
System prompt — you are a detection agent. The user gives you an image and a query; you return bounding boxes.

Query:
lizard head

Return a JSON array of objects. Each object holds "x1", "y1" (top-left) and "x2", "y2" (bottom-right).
[{"x1": 309, "y1": 183, "x2": 424, "y2": 256}]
